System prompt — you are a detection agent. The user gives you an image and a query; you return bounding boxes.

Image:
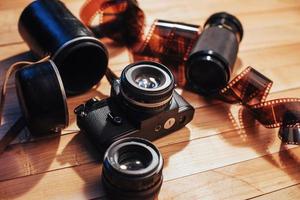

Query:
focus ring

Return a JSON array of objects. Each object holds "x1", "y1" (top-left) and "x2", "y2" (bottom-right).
[
  {"x1": 120, "y1": 61, "x2": 175, "y2": 106},
  {"x1": 102, "y1": 138, "x2": 163, "y2": 197}
]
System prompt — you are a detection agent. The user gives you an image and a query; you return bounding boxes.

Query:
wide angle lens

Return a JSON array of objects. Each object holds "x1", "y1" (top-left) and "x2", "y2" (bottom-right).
[
  {"x1": 120, "y1": 61, "x2": 175, "y2": 111},
  {"x1": 102, "y1": 137, "x2": 163, "y2": 200}
]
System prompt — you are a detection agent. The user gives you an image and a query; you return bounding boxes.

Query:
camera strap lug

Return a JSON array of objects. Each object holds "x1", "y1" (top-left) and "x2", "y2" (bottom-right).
[{"x1": 107, "y1": 112, "x2": 123, "y2": 125}]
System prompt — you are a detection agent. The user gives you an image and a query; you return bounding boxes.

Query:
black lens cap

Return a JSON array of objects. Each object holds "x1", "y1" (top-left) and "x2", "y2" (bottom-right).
[{"x1": 15, "y1": 60, "x2": 68, "y2": 135}]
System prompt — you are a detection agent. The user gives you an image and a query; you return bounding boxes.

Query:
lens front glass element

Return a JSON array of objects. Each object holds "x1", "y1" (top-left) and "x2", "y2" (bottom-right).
[
  {"x1": 135, "y1": 75, "x2": 161, "y2": 89},
  {"x1": 125, "y1": 64, "x2": 171, "y2": 91},
  {"x1": 118, "y1": 145, "x2": 152, "y2": 171},
  {"x1": 120, "y1": 62, "x2": 175, "y2": 110},
  {"x1": 102, "y1": 138, "x2": 163, "y2": 198}
]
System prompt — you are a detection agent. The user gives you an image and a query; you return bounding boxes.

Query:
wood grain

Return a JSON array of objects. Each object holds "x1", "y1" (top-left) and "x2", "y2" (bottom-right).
[
  {"x1": 0, "y1": 0, "x2": 300, "y2": 200},
  {"x1": 160, "y1": 146, "x2": 300, "y2": 200},
  {"x1": 251, "y1": 185, "x2": 300, "y2": 200}
]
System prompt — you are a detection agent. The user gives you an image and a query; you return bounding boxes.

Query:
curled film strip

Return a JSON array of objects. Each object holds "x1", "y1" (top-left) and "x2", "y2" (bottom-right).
[
  {"x1": 80, "y1": 0, "x2": 145, "y2": 47},
  {"x1": 80, "y1": 0, "x2": 300, "y2": 144}
]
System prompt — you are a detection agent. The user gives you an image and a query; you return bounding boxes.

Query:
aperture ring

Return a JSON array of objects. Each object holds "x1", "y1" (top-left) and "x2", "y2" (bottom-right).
[{"x1": 120, "y1": 88, "x2": 172, "y2": 108}]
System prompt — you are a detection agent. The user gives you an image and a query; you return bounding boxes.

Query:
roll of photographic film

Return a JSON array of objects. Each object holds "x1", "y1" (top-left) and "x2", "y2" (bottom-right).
[
  {"x1": 102, "y1": 137, "x2": 163, "y2": 200},
  {"x1": 80, "y1": 0, "x2": 145, "y2": 47},
  {"x1": 18, "y1": 0, "x2": 108, "y2": 95},
  {"x1": 0, "y1": 59, "x2": 68, "y2": 154},
  {"x1": 80, "y1": 0, "x2": 300, "y2": 144}
]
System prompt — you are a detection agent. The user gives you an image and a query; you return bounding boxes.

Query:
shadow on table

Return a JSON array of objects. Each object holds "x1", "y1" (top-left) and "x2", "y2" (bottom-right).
[
  {"x1": 0, "y1": 47, "x2": 111, "y2": 132},
  {"x1": 210, "y1": 103, "x2": 300, "y2": 190},
  {"x1": 57, "y1": 124, "x2": 191, "y2": 199},
  {"x1": 0, "y1": 135, "x2": 61, "y2": 198},
  {"x1": 0, "y1": 52, "x2": 60, "y2": 198},
  {"x1": 0, "y1": 51, "x2": 33, "y2": 68},
  {"x1": 0, "y1": 50, "x2": 112, "y2": 198},
  {"x1": 175, "y1": 55, "x2": 300, "y2": 192},
  {"x1": 0, "y1": 51, "x2": 34, "y2": 141}
]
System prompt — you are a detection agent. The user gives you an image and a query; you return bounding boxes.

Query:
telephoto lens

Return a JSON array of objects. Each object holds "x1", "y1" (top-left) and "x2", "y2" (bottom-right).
[
  {"x1": 18, "y1": 0, "x2": 108, "y2": 95},
  {"x1": 186, "y1": 12, "x2": 243, "y2": 95},
  {"x1": 102, "y1": 137, "x2": 163, "y2": 200},
  {"x1": 119, "y1": 61, "x2": 175, "y2": 113}
]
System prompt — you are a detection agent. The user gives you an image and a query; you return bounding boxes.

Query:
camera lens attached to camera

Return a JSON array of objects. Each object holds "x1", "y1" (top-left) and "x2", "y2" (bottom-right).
[
  {"x1": 102, "y1": 137, "x2": 163, "y2": 200},
  {"x1": 120, "y1": 61, "x2": 175, "y2": 112},
  {"x1": 186, "y1": 12, "x2": 243, "y2": 95},
  {"x1": 75, "y1": 61, "x2": 194, "y2": 150}
]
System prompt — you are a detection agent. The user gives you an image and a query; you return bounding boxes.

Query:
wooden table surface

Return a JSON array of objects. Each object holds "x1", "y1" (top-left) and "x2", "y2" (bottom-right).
[{"x1": 1, "y1": 0, "x2": 300, "y2": 199}]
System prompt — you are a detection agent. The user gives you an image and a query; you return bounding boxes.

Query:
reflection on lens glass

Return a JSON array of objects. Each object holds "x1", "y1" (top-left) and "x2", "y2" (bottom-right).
[
  {"x1": 135, "y1": 75, "x2": 160, "y2": 89},
  {"x1": 118, "y1": 148, "x2": 151, "y2": 171},
  {"x1": 119, "y1": 158, "x2": 146, "y2": 170}
]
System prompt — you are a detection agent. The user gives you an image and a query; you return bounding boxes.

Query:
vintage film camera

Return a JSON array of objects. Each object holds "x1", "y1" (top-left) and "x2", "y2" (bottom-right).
[{"x1": 75, "y1": 61, "x2": 195, "y2": 150}]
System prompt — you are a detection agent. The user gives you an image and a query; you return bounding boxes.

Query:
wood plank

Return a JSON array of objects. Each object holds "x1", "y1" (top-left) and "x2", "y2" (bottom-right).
[
  {"x1": 0, "y1": 162, "x2": 103, "y2": 200},
  {"x1": 1, "y1": 86, "x2": 299, "y2": 183},
  {"x1": 1, "y1": 41, "x2": 300, "y2": 146},
  {"x1": 0, "y1": 125, "x2": 298, "y2": 200},
  {"x1": 251, "y1": 185, "x2": 300, "y2": 200},
  {"x1": 159, "y1": 146, "x2": 300, "y2": 200},
  {"x1": 1, "y1": 87, "x2": 299, "y2": 196},
  {"x1": 1, "y1": 41, "x2": 300, "y2": 103},
  {"x1": 0, "y1": 87, "x2": 298, "y2": 181},
  {"x1": 0, "y1": 0, "x2": 83, "y2": 46},
  {"x1": 1, "y1": 0, "x2": 300, "y2": 50},
  {"x1": 1, "y1": 1, "x2": 300, "y2": 199}
]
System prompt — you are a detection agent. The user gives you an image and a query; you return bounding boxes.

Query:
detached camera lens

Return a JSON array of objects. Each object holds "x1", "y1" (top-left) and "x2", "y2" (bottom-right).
[
  {"x1": 186, "y1": 12, "x2": 243, "y2": 95},
  {"x1": 118, "y1": 145, "x2": 152, "y2": 170},
  {"x1": 120, "y1": 61, "x2": 175, "y2": 111},
  {"x1": 102, "y1": 137, "x2": 163, "y2": 200}
]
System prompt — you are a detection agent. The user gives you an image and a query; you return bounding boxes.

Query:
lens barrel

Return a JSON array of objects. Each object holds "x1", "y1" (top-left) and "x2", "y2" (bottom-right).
[
  {"x1": 186, "y1": 12, "x2": 243, "y2": 95},
  {"x1": 120, "y1": 61, "x2": 175, "y2": 112},
  {"x1": 102, "y1": 137, "x2": 163, "y2": 200},
  {"x1": 18, "y1": 0, "x2": 108, "y2": 95}
]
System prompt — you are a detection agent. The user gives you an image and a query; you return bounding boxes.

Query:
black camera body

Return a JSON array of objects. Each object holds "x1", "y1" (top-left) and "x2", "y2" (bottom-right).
[{"x1": 75, "y1": 62, "x2": 194, "y2": 151}]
